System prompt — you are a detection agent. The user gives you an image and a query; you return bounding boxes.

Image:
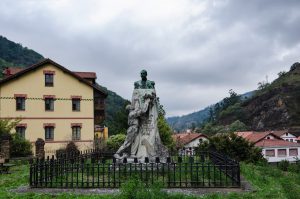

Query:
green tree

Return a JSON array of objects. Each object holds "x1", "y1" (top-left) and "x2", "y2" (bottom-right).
[
  {"x1": 157, "y1": 104, "x2": 175, "y2": 150},
  {"x1": 0, "y1": 119, "x2": 32, "y2": 157},
  {"x1": 197, "y1": 133, "x2": 264, "y2": 163},
  {"x1": 106, "y1": 134, "x2": 126, "y2": 151},
  {"x1": 228, "y1": 120, "x2": 248, "y2": 133},
  {"x1": 157, "y1": 115, "x2": 175, "y2": 150}
]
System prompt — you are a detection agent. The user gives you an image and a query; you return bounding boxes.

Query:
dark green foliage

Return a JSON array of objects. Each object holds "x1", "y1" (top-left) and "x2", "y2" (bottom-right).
[
  {"x1": 278, "y1": 160, "x2": 289, "y2": 171},
  {"x1": 0, "y1": 35, "x2": 44, "y2": 78},
  {"x1": 201, "y1": 120, "x2": 248, "y2": 136},
  {"x1": 0, "y1": 119, "x2": 32, "y2": 157},
  {"x1": 106, "y1": 134, "x2": 126, "y2": 151},
  {"x1": 0, "y1": 36, "x2": 43, "y2": 66},
  {"x1": 10, "y1": 134, "x2": 33, "y2": 157},
  {"x1": 157, "y1": 115, "x2": 175, "y2": 150},
  {"x1": 197, "y1": 133, "x2": 264, "y2": 163},
  {"x1": 99, "y1": 86, "x2": 130, "y2": 135}
]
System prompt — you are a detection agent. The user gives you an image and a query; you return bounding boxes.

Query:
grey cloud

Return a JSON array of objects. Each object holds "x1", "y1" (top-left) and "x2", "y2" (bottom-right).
[{"x1": 0, "y1": 0, "x2": 299, "y2": 116}]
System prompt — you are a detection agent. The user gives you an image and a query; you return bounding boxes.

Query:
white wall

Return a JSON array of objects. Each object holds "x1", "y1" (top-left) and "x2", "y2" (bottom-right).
[
  {"x1": 262, "y1": 147, "x2": 300, "y2": 162},
  {"x1": 280, "y1": 133, "x2": 297, "y2": 143}
]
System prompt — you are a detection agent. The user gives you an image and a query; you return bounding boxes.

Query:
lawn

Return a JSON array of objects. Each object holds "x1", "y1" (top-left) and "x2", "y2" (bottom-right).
[{"x1": 1, "y1": 162, "x2": 300, "y2": 199}]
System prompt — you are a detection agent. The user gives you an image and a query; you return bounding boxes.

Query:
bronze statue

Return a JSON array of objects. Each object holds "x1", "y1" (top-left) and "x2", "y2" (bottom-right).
[{"x1": 134, "y1": 70, "x2": 155, "y2": 89}]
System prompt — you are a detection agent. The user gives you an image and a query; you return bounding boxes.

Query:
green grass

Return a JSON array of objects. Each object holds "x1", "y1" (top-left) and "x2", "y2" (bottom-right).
[{"x1": 1, "y1": 162, "x2": 300, "y2": 198}]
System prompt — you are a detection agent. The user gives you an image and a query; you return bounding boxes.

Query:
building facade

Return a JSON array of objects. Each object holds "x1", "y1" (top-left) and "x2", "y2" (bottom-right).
[
  {"x1": 236, "y1": 131, "x2": 300, "y2": 162},
  {"x1": 0, "y1": 59, "x2": 107, "y2": 154}
]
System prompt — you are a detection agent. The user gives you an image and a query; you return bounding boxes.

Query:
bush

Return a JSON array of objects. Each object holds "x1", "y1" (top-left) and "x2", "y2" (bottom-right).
[
  {"x1": 10, "y1": 134, "x2": 32, "y2": 157},
  {"x1": 106, "y1": 134, "x2": 126, "y2": 151},
  {"x1": 56, "y1": 141, "x2": 80, "y2": 158},
  {"x1": 197, "y1": 133, "x2": 265, "y2": 163},
  {"x1": 278, "y1": 160, "x2": 290, "y2": 171}
]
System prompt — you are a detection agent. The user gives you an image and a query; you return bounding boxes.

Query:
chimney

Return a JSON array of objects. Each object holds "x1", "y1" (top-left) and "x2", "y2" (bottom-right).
[{"x1": 3, "y1": 67, "x2": 12, "y2": 77}]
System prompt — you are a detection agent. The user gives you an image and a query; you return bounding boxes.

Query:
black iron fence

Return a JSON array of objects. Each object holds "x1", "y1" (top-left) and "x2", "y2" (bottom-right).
[{"x1": 29, "y1": 151, "x2": 240, "y2": 188}]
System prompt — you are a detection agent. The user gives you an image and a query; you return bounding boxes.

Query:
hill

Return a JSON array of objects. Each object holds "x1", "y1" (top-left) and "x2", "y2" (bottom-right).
[
  {"x1": 0, "y1": 35, "x2": 129, "y2": 135},
  {"x1": 167, "y1": 107, "x2": 211, "y2": 132},
  {"x1": 0, "y1": 36, "x2": 44, "y2": 77},
  {"x1": 167, "y1": 91, "x2": 254, "y2": 132},
  {"x1": 212, "y1": 62, "x2": 300, "y2": 132}
]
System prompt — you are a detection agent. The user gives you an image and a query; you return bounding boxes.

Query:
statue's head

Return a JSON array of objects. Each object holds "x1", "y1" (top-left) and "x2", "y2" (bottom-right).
[{"x1": 140, "y1": 69, "x2": 147, "y2": 81}]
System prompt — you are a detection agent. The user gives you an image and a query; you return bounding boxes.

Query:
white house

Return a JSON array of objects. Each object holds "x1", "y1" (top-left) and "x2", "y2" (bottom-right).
[
  {"x1": 271, "y1": 130, "x2": 298, "y2": 143},
  {"x1": 172, "y1": 132, "x2": 208, "y2": 156},
  {"x1": 236, "y1": 131, "x2": 300, "y2": 162}
]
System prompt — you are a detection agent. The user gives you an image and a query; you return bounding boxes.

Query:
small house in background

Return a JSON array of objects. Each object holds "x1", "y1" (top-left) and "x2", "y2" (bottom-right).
[
  {"x1": 271, "y1": 130, "x2": 298, "y2": 142},
  {"x1": 236, "y1": 131, "x2": 300, "y2": 163},
  {"x1": 94, "y1": 125, "x2": 108, "y2": 140},
  {"x1": 172, "y1": 132, "x2": 208, "y2": 156}
]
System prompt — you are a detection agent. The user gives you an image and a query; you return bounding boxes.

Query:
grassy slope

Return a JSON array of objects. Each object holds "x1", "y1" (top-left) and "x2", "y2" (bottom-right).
[{"x1": 1, "y1": 163, "x2": 300, "y2": 199}]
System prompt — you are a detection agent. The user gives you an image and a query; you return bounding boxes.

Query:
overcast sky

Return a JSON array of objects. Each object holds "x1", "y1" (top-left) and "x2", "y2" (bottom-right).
[{"x1": 1, "y1": 0, "x2": 299, "y2": 117}]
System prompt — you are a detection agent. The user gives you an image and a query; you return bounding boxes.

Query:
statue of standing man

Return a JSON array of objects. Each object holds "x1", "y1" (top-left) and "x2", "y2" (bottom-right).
[{"x1": 114, "y1": 69, "x2": 168, "y2": 162}]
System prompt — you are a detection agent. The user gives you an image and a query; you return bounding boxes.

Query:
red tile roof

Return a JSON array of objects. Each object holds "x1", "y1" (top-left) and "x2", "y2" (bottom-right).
[
  {"x1": 3, "y1": 67, "x2": 97, "y2": 80},
  {"x1": 269, "y1": 130, "x2": 289, "y2": 137},
  {"x1": 236, "y1": 131, "x2": 282, "y2": 143},
  {"x1": 73, "y1": 72, "x2": 97, "y2": 79},
  {"x1": 0, "y1": 59, "x2": 107, "y2": 96},
  {"x1": 3, "y1": 67, "x2": 25, "y2": 76},
  {"x1": 297, "y1": 136, "x2": 300, "y2": 141},
  {"x1": 255, "y1": 139, "x2": 300, "y2": 147},
  {"x1": 173, "y1": 133, "x2": 207, "y2": 146}
]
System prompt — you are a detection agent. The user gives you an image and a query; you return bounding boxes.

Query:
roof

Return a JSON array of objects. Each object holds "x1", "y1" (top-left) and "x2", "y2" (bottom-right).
[
  {"x1": 235, "y1": 131, "x2": 282, "y2": 143},
  {"x1": 173, "y1": 133, "x2": 208, "y2": 146},
  {"x1": 297, "y1": 136, "x2": 300, "y2": 141},
  {"x1": 270, "y1": 130, "x2": 289, "y2": 137},
  {"x1": 255, "y1": 139, "x2": 300, "y2": 148},
  {"x1": 0, "y1": 58, "x2": 107, "y2": 96},
  {"x1": 3, "y1": 67, "x2": 24, "y2": 75},
  {"x1": 73, "y1": 72, "x2": 97, "y2": 79}
]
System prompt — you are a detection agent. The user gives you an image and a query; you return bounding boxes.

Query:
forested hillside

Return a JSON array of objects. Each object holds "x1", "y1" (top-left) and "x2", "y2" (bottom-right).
[
  {"x1": 199, "y1": 62, "x2": 300, "y2": 135},
  {"x1": 0, "y1": 36, "x2": 44, "y2": 77},
  {"x1": 167, "y1": 91, "x2": 254, "y2": 132}
]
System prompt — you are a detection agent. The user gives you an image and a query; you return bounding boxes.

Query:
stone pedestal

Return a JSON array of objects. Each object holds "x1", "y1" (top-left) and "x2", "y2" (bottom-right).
[{"x1": 35, "y1": 138, "x2": 45, "y2": 159}]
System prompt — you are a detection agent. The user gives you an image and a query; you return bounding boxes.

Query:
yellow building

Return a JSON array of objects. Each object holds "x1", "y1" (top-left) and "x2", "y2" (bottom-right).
[{"x1": 0, "y1": 59, "x2": 107, "y2": 155}]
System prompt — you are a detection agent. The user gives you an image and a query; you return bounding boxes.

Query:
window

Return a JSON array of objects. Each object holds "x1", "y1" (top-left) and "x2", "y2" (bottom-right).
[
  {"x1": 45, "y1": 126, "x2": 54, "y2": 140},
  {"x1": 290, "y1": 139, "x2": 293, "y2": 142},
  {"x1": 265, "y1": 149, "x2": 275, "y2": 157},
  {"x1": 278, "y1": 149, "x2": 287, "y2": 157},
  {"x1": 45, "y1": 74, "x2": 54, "y2": 86},
  {"x1": 286, "y1": 133, "x2": 289, "y2": 136},
  {"x1": 16, "y1": 97, "x2": 25, "y2": 110},
  {"x1": 72, "y1": 126, "x2": 81, "y2": 140},
  {"x1": 45, "y1": 98, "x2": 54, "y2": 111},
  {"x1": 16, "y1": 126, "x2": 26, "y2": 139},
  {"x1": 289, "y1": 148, "x2": 298, "y2": 156},
  {"x1": 72, "y1": 99, "x2": 80, "y2": 111}
]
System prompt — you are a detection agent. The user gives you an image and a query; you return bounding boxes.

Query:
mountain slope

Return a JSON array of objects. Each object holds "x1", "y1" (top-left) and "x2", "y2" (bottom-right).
[
  {"x1": 0, "y1": 36, "x2": 44, "y2": 77},
  {"x1": 167, "y1": 91, "x2": 254, "y2": 132},
  {"x1": 216, "y1": 62, "x2": 300, "y2": 131}
]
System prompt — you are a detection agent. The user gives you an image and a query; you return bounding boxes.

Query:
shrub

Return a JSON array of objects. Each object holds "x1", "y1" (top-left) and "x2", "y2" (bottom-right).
[
  {"x1": 278, "y1": 160, "x2": 290, "y2": 171},
  {"x1": 65, "y1": 141, "x2": 80, "y2": 155},
  {"x1": 106, "y1": 134, "x2": 126, "y2": 151},
  {"x1": 197, "y1": 133, "x2": 265, "y2": 163},
  {"x1": 10, "y1": 134, "x2": 32, "y2": 157}
]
